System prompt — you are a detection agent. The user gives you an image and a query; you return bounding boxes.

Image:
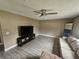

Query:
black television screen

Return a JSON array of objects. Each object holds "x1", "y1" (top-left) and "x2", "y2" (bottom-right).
[{"x1": 18, "y1": 26, "x2": 33, "y2": 36}]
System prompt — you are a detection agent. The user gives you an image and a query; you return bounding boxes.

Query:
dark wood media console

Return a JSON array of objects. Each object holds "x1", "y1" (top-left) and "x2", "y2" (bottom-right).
[{"x1": 17, "y1": 34, "x2": 35, "y2": 46}]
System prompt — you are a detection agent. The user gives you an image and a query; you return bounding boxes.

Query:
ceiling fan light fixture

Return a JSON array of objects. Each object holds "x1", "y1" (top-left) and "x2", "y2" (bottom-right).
[{"x1": 33, "y1": 9, "x2": 58, "y2": 17}]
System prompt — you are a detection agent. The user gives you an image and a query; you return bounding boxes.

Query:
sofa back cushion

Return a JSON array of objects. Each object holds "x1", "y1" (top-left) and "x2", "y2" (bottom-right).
[
  {"x1": 67, "y1": 36, "x2": 77, "y2": 44},
  {"x1": 71, "y1": 40, "x2": 79, "y2": 51}
]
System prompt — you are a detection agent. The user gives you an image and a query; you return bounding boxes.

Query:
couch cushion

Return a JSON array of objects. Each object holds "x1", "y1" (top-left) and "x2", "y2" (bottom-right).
[
  {"x1": 67, "y1": 36, "x2": 77, "y2": 44},
  {"x1": 71, "y1": 40, "x2": 79, "y2": 51},
  {"x1": 60, "y1": 38, "x2": 76, "y2": 59},
  {"x1": 60, "y1": 38, "x2": 71, "y2": 50}
]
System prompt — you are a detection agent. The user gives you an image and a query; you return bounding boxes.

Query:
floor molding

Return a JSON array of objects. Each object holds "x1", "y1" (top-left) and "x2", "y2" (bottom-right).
[
  {"x1": 35, "y1": 34, "x2": 39, "y2": 37},
  {"x1": 5, "y1": 44, "x2": 17, "y2": 52},
  {"x1": 38, "y1": 34, "x2": 55, "y2": 38}
]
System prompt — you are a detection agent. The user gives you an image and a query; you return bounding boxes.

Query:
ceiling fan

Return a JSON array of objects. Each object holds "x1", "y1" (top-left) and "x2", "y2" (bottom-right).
[{"x1": 33, "y1": 9, "x2": 58, "y2": 17}]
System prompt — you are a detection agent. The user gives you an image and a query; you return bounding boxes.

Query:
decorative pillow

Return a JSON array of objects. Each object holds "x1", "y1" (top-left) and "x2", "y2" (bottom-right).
[
  {"x1": 40, "y1": 51, "x2": 62, "y2": 59},
  {"x1": 71, "y1": 40, "x2": 79, "y2": 51}
]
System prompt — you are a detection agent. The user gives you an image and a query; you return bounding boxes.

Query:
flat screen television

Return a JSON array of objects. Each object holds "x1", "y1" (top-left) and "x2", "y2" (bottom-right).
[{"x1": 18, "y1": 26, "x2": 33, "y2": 36}]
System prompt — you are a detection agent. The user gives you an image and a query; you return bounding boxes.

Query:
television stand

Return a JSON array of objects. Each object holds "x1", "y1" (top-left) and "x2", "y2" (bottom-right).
[{"x1": 17, "y1": 34, "x2": 35, "y2": 46}]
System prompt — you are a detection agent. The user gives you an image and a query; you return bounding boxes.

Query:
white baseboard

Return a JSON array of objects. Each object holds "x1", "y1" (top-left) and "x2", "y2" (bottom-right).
[
  {"x1": 35, "y1": 34, "x2": 39, "y2": 37},
  {"x1": 38, "y1": 34, "x2": 55, "y2": 38},
  {"x1": 5, "y1": 44, "x2": 17, "y2": 52}
]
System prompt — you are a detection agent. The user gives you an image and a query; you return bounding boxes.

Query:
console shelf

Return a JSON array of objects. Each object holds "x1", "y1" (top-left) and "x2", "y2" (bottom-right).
[{"x1": 17, "y1": 34, "x2": 35, "y2": 46}]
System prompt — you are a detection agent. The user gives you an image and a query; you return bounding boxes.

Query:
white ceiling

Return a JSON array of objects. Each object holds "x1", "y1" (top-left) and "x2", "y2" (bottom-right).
[{"x1": 0, "y1": 0, "x2": 79, "y2": 20}]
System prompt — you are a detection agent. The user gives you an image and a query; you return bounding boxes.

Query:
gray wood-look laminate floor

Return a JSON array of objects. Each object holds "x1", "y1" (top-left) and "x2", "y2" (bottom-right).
[{"x1": 0, "y1": 35, "x2": 54, "y2": 59}]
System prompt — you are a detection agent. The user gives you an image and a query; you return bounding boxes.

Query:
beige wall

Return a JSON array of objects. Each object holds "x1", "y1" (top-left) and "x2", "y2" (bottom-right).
[
  {"x1": 0, "y1": 10, "x2": 73, "y2": 50},
  {"x1": 39, "y1": 19, "x2": 73, "y2": 37},
  {"x1": 0, "y1": 10, "x2": 39, "y2": 49},
  {"x1": 72, "y1": 17, "x2": 79, "y2": 39}
]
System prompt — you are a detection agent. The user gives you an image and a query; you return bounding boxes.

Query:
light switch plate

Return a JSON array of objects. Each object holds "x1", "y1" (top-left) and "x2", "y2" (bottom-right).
[{"x1": 6, "y1": 32, "x2": 10, "y2": 35}]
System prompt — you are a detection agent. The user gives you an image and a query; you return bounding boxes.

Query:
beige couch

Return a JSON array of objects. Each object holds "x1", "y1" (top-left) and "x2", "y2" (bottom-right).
[
  {"x1": 40, "y1": 36, "x2": 79, "y2": 59},
  {"x1": 60, "y1": 36, "x2": 79, "y2": 59},
  {"x1": 67, "y1": 36, "x2": 79, "y2": 56}
]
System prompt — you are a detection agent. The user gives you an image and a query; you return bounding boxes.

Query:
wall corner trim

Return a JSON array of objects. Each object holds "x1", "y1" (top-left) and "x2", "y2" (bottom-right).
[{"x1": 5, "y1": 44, "x2": 17, "y2": 52}]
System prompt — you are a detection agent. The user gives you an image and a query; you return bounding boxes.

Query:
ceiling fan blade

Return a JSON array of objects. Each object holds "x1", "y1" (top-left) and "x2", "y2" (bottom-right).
[
  {"x1": 33, "y1": 11, "x2": 42, "y2": 14},
  {"x1": 34, "y1": 9, "x2": 52, "y2": 13},
  {"x1": 45, "y1": 9, "x2": 53, "y2": 12},
  {"x1": 46, "y1": 12, "x2": 58, "y2": 15}
]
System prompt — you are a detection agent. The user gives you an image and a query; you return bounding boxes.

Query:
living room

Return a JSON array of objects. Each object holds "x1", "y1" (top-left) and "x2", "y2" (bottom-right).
[{"x1": 0, "y1": 0, "x2": 79, "y2": 59}]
